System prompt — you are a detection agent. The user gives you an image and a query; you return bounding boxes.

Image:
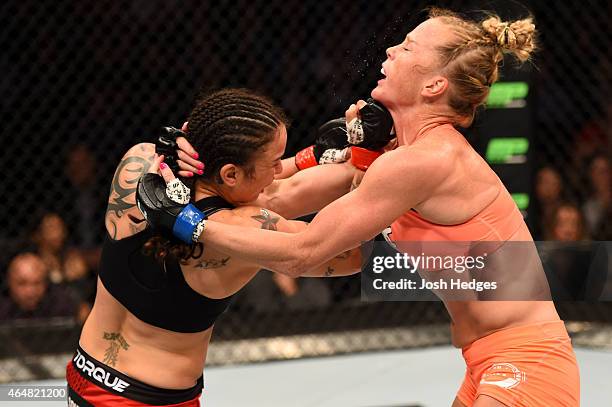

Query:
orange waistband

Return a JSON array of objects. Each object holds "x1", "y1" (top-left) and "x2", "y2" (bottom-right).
[{"x1": 462, "y1": 320, "x2": 569, "y2": 363}]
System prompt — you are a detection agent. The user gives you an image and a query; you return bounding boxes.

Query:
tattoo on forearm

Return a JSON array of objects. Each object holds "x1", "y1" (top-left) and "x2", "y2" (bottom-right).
[
  {"x1": 102, "y1": 332, "x2": 129, "y2": 366},
  {"x1": 325, "y1": 266, "x2": 334, "y2": 277},
  {"x1": 251, "y1": 209, "x2": 280, "y2": 230},
  {"x1": 195, "y1": 257, "x2": 231, "y2": 269}
]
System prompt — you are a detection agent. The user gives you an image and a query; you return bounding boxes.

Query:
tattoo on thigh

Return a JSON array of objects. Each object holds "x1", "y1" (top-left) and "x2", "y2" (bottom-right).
[
  {"x1": 102, "y1": 332, "x2": 129, "y2": 367},
  {"x1": 251, "y1": 209, "x2": 280, "y2": 230}
]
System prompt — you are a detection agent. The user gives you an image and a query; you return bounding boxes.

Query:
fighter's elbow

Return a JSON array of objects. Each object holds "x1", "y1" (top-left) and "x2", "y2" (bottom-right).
[
  {"x1": 284, "y1": 256, "x2": 309, "y2": 278},
  {"x1": 284, "y1": 241, "x2": 317, "y2": 277},
  {"x1": 284, "y1": 263, "x2": 304, "y2": 278}
]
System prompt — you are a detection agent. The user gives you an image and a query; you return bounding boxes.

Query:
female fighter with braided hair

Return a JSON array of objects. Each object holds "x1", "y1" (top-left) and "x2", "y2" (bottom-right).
[
  {"x1": 144, "y1": 9, "x2": 580, "y2": 407},
  {"x1": 66, "y1": 87, "x2": 395, "y2": 406}
]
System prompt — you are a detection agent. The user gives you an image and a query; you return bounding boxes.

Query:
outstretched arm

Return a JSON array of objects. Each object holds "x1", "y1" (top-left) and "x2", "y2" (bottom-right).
[
  {"x1": 219, "y1": 205, "x2": 362, "y2": 278},
  {"x1": 198, "y1": 148, "x2": 444, "y2": 276},
  {"x1": 274, "y1": 157, "x2": 300, "y2": 179},
  {"x1": 252, "y1": 162, "x2": 357, "y2": 219}
]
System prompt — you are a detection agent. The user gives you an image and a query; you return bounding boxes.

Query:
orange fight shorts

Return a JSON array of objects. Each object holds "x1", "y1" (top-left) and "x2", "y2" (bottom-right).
[{"x1": 456, "y1": 320, "x2": 579, "y2": 406}]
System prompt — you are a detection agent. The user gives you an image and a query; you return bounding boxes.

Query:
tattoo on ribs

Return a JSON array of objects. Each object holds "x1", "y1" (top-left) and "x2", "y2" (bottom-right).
[
  {"x1": 251, "y1": 209, "x2": 280, "y2": 230},
  {"x1": 195, "y1": 257, "x2": 231, "y2": 269},
  {"x1": 102, "y1": 332, "x2": 129, "y2": 366}
]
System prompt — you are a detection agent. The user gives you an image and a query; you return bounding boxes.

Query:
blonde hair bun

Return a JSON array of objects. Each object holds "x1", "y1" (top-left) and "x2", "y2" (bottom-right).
[{"x1": 482, "y1": 15, "x2": 536, "y2": 62}]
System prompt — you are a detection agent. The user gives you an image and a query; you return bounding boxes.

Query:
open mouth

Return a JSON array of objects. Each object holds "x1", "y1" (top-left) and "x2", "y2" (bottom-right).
[{"x1": 377, "y1": 65, "x2": 387, "y2": 83}]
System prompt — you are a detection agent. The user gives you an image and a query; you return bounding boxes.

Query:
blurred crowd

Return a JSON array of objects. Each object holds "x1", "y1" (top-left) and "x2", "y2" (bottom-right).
[{"x1": 531, "y1": 154, "x2": 611, "y2": 241}]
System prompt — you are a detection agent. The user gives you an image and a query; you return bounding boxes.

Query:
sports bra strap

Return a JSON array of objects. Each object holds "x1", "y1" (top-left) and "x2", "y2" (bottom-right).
[{"x1": 193, "y1": 196, "x2": 235, "y2": 217}]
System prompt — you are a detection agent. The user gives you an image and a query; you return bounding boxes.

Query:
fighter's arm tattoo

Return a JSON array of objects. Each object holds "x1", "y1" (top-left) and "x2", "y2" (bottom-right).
[
  {"x1": 251, "y1": 209, "x2": 280, "y2": 231},
  {"x1": 102, "y1": 332, "x2": 130, "y2": 367},
  {"x1": 105, "y1": 145, "x2": 155, "y2": 239}
]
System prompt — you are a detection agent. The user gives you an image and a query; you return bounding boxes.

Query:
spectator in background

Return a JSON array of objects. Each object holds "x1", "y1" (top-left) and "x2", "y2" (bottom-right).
[
  {"x1": 63, "y1": 144, "x2": 105, "y2": 271},
  {"x1": 583, "y1": 155, "x2": 611, "y2": 237},
  {"x1": 546, "y1": 203, "x2": 588, "y2": 242},
  {"x1": 532, "y1": 166, "x2": 564, "y2": 239},
  {"x1": 541, "y1": 204, "x2": 609, "y2": 301},
  {"x1": 572, "y1": 100, "x2": 611, "y2": 174},
  {"x1": 30, "y1": 213, "x2": 95, "y2": 320},
  {"x1": 0, "y1": 253, "x2": 77, "y2": 321},
  {"x1": 32, "y1": 213, "x2": 70, "y2": 284}
]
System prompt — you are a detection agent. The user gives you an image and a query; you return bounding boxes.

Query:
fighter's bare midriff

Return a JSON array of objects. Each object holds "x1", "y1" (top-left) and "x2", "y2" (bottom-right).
[
  {"x1": 79, "y1": 279, "x2": 212, "y2": 389},
  {"x1": 447, "y1": 299, "x2": 560, "y2": 348}
]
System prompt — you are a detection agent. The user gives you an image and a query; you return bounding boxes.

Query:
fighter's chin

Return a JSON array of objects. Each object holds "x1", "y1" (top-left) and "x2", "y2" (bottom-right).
[{"x1": 371, "y1": 86, "x2": 385, "y2": 102}]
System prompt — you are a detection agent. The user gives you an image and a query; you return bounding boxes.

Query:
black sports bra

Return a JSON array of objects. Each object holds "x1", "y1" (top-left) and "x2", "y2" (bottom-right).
[{"x1": 98, "y1": 196, "x2": 235, "y2": 333}]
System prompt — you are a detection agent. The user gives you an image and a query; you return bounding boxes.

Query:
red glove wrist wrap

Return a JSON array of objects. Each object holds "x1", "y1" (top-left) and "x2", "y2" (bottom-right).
[
  {"x1": 350, "y1": 146, "x2": 382, "y2": 171},
  {"x1": 295, "y1": 145, "x2": 318, "y2": 170}
]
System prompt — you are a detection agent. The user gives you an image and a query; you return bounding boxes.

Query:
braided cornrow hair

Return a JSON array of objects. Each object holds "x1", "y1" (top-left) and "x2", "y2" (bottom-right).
[
  {"x1": 144, "y1": 88, "x2": 288, "y2": 265},
  {"x1": 187, "y1": 88, "x2": 289, "y2": 183},
  {"x1": 427, "y1": 8, "x2": 537, "y2": 127}
]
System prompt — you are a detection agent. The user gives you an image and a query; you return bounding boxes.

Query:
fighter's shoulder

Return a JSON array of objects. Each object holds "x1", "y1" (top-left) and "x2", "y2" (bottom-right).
[
  {"x1": 217, "y1": 205, "x2": 288, "y2": 231},
  {"x1": 112, "y1": 143, "x2": 156, "y2": 178},
  {"x1": 370, "y1": 142, "x2": 455, "y2": 178},
  {"x1": 105, "y1": 143, "x2": 156, "y2": 239},
  {"x1": 122, "y1": 143, "x2": 155, "y2": 163}
]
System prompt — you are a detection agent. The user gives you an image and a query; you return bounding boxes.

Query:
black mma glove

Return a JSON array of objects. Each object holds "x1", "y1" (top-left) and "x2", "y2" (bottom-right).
[
  {"x1": 346, "y1": 98, "x2": 394, "y2": 150},
  {"x1": 347, "y1": 98, "x2": 395, "y2": 171},
  {"x1": 154, "y1": 127, "x2": 185, "y2": 174},
  {"x1": 295, "y1": 118, "x2": 350, "y2": 170},
  {"x1": 136, "y1": 173, "x2": 206, "y2": 244}
]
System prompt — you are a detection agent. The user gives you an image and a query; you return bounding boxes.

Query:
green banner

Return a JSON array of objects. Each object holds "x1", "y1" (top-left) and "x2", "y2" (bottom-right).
[
  {"x1": 486, "y1": 82, "x2": 529, "y2": 108},
  {"x1": 511, "y1": 193, "x2": 530, "y2": 210},
  {"x1": 486, "y1": 138, "x2": 529, "y2": 164}
]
